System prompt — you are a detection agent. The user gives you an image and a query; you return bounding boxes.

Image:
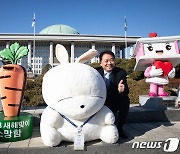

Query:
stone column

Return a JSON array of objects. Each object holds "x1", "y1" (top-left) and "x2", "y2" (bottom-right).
[
  {"x1": 49, "y1": 42, "x2": 53, "y2": 67},
  {"x1": 129, "y1": 44, "x2": 134, "y2": 58},
  {"x1": 92, "y1": 42, "x2": 95, "y2": 50},
  {"x1": 122, "y1": 48, "x2": 125, "y2": 59},
  {"x1": 91, "y1": 42, "x2": 96, "y2": 63},
  {"x1": 112, "y1": 43, "x2": 115, "y2": 55},
  {"x1": 28, "y1": 42, "x2": 32, "y2": 70},
  {"x1": 6, "y1": 41, "x2": 10, "y2": 48},
  {"x1": 71, "y1": 42, "x2": 75, "y2": 63}
]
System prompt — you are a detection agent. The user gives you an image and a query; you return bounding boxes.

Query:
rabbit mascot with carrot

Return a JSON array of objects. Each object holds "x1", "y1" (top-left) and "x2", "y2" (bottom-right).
[{"x1": 40, "y1": 44, "x2": 119, "y2": 148}]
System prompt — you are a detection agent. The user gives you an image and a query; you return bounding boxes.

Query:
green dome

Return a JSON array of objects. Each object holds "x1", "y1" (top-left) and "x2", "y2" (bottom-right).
[{"x1": 39, "y1": 24, "x2": 80, "y2": 35}]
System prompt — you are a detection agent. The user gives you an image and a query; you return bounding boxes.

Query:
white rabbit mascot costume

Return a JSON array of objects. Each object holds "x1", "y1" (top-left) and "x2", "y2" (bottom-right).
[
  {"x1": 134, "y1": 33, "x2": 180, "y2": 97},
  {"x1": 40, "y1": 44, "x2": 119, "y2": 147}
]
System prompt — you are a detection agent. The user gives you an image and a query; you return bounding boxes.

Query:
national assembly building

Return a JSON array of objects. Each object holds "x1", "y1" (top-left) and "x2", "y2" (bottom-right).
[{"x1": 0, "y1": 24, "x2": 140, "y2": 75}]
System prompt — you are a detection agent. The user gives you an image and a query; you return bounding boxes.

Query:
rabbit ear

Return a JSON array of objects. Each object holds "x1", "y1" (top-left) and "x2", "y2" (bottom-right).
[
  {"x1": 55, "y1": 44, "x2": 69, "y2": 64},
  {"x1": 75, "y1": 49, "x2": 98, "y2": 63}
]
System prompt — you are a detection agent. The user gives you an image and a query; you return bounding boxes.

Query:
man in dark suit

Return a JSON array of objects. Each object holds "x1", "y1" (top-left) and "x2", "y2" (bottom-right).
[{"x1": 96, "y1": 50, "x2": 130, "y2": 139}]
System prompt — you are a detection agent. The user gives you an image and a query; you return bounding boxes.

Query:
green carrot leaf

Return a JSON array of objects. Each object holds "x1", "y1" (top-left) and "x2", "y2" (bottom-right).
[
  {"x1": 15, "y1": 46, "x2": 29, "y2": 64},
  {"x1": 0, "y1": 42, "x2": 29, "y2": 64},
  {"x1": 10, "y1": 42, "x2": 20, "y2": 56},
  {"x1": 0, "y1": 48, "x2": 14, "y2": 64}
]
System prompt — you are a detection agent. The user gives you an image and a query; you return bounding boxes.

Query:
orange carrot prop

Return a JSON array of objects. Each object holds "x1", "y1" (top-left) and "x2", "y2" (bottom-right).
[{"x1": 0, "y1": 42, "x2": 28, "y2": 117}]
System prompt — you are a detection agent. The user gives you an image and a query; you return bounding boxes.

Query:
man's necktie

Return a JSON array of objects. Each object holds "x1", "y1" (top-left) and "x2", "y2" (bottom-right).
[{"x1": 104, "y1": 73, "x2": 110, "y2": 88}]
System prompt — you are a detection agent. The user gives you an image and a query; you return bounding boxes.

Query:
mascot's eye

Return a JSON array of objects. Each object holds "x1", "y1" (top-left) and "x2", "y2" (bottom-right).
[
  {"x1": 166, "y1": 44, "x2": 171, "y2": 50},
  {"x1": 147, "y1": 45, "x2": 153, "y2": 51}
]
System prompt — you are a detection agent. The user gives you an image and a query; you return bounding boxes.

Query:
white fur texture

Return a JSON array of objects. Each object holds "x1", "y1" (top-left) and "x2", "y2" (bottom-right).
[{"x1": 40, "y1": 63, "x2": 119, "y2": 146}]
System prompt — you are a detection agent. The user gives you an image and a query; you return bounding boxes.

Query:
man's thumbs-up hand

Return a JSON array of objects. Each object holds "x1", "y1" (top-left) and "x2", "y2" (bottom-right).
[{"x1": 118, "y1": 80, "x2": 125, "y2": 93}]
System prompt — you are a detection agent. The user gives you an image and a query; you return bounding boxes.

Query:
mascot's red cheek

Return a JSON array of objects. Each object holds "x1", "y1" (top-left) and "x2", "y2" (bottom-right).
[{"x1": 154, "y1": 61, "x2": 173, "y2": 77}]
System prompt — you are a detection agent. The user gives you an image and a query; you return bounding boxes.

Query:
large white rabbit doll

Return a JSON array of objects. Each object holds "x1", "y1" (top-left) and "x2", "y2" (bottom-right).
[{"x1": 40, "y1": 44, "x2": 119, "y2": 147}]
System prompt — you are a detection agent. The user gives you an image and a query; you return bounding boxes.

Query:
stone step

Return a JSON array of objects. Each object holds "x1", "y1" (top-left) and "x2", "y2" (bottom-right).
[{"x1": 127, "y1": 105, "x2": 180, "y2": 123}]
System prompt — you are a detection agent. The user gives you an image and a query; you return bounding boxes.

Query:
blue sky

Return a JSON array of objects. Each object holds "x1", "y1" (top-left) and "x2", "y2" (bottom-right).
[{"x1": 0, "y1": 0, "x2": 180, "y2": 38}]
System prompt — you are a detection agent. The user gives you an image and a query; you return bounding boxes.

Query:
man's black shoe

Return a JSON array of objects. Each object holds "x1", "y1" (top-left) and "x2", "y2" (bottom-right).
[{"x1": 118, "y1": 128, "x2": 128, "y2": 139}]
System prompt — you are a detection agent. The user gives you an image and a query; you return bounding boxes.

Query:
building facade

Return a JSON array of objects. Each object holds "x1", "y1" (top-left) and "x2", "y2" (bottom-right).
[{"x1": 0, "y1": 25, "x2": 140, "y2": 75}]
